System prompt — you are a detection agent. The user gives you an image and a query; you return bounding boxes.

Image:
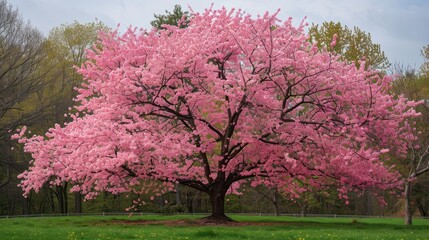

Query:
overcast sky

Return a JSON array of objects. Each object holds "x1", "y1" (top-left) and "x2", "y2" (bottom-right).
[{"x1": 8, "y1": 0, "x2": 429, "y2": 68}]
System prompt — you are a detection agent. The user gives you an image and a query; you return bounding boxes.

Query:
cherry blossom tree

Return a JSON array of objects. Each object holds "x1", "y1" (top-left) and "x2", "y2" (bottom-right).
[{"x1": 14, "y1": 7, "x2": 419, "y2": 222}]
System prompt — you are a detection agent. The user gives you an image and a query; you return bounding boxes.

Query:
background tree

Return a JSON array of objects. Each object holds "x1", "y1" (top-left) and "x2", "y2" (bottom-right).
[
  {"x1": 411, "y1": 179, "x2": 429, "y2": 217},
  {"x1": 43, "y1": 20, "x2": 109, "y2": 127},
  {"x1": 0, "y1": 10, "x2": 109, "y2": 214},
  {"x1": 308, "y1": 21, "x2": 390, "y2": 70},
  {"x1": 415, "y1": 48, "x2": 429, "y2": 220},
  {"x1": 40, "y1": 20, "x2": 109, "y2": 214},
  {"x1": 0, "y1": 0, "x2": 48, "y2": 214},
  {"x1": 150, "y1": 5, "x2": 190, "y2": 30},
  {"x1": 391, "y1": 62, "x2": 429, "y2": 225},
  {"x1": 248, "y1": 185, "x2": 284, "y2": 216},
  {"x1": 15, "y1": 8, "x2": 418, "y2": 222},
  {"x1": 421, "y1": 45, "x2": 429, "y2": 78}
]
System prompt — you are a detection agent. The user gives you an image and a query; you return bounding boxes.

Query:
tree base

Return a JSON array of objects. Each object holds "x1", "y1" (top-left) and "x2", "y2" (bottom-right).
[{"x1": 201, "y1": 214, "x2": 235, "y2": 224}]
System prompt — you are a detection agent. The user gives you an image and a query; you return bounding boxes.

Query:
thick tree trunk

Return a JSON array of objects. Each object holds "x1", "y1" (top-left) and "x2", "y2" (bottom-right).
[
  {"x1": 404, "y1": 181, "x2": 413, "y2": 225},
  {"x1": 205, "y1": 182, "x2": 233, "y2": 222}
]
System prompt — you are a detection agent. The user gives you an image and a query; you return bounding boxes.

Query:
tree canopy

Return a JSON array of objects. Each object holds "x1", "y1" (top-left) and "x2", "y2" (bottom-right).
[
  {"x1": 391, "y1": 60, "x2": 429, "y2": 225},
  {"x1": 308, "y1": 21, "x2": 390, "y2": 70},
  {"x1": 15, "y1": 7, "x2": 418, "y2": 222},
  {"x1": 150, "y1": 5, "x2": 190, "y2": 30}
]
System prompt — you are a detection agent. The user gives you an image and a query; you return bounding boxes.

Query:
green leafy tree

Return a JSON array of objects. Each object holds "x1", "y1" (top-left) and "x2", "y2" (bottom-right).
[
  {"x1": 45, "y1": 20, "x2": 108, "y2": 94},
  {"x1": 308, "y1": 21, "x2": 390, "y2": 70},
  {"x1": 0, "y1": 19, "x2": 109, "y2": 216},
  {"x1": 41, "y1": 21, "x2": 109, "y2": 130},
  {"x1": 150, "y1": 5, "x2": 190, "y2": 30},
  {"x1": 391, "y1": 64, "x2": 429, "y2": 225},
  {"x1": 41, "y1": 20, "x2": 109, "y2": 214}
]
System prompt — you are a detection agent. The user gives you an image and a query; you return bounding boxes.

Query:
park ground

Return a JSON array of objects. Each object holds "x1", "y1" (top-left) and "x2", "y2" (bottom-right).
[{"x1": 0, "y1": 214, "x2": 428, "y2": 240}]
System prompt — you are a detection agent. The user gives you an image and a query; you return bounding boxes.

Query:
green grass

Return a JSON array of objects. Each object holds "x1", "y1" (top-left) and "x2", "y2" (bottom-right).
[{"x1": 0, "y1": 214, "x2": 428, "y2": 240}]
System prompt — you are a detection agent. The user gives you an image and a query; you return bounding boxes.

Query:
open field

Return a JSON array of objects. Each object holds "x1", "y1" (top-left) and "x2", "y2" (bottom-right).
[{"x1": 0, "y1": 214, "x2": 428, "y2": 240}]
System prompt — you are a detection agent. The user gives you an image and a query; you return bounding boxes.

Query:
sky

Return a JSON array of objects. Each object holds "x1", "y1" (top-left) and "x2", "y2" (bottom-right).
[{"x1": 8, "y1": 0, "x2": 429, "y2": 68}]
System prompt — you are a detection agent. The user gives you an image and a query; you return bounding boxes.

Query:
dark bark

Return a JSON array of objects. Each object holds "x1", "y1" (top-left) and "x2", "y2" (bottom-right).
[
  {"x1": 63, "y1": 183, "x2": 68, "y2": 213},
  {"x1": 56, "y1": 186, "x2": 64, "y2": 213},
  {"x1": 273, "y1": 193, "x2": 280, "y2": 217},
  {"x1": 194, "y1": 192, "x2": 202, "y2": 212},
  {"x1": 273, "y1": 199, "x2": 280, "y2": 217},
  {"x1": 417, "y1": 204, "x2": 428, "y2": 217},
  {"x1": 180, "y1": 170, "x2": 236, "y2": 222},
  {"x1": 272, "y1": 189, "x2": 281, "y2": 216},
  {"x1": 47, "y1": 187, "x2": 55, "y2": 213},
  {"x1": 22, "y1": 196, "x2": 30, "y2": 215},
  {"x1": 55, "y1": 183, "x2": 69, "y2": 214},
  {"x1": 404, "y1": 181, "x2": 413, "y2": 225},
  {"x1": 186, "y1": 191, "x2": 194, "y2": 213},
  {"x1": 207, "y1": 184, "x2": 229, "y2": 220},
  {"x1": 0, "y1": 165, "x2": 10, "y2": 189},
  {"x1": 74, "y1": 192, "x2": 82, "y2": 214},
  {"x1": 204, "y1": 180, "x2": 233, "y2": 222}
]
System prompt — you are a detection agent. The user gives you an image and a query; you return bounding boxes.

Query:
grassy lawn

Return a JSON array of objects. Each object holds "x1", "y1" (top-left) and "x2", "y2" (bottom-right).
[{"x1": 0, "y1": 214, "x2": 428, "y2": 240}]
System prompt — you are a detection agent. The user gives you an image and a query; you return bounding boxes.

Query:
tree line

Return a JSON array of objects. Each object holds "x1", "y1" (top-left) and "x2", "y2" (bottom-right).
[{"x1": 1, "y1": 2, "x2": 428, "y2": 225}]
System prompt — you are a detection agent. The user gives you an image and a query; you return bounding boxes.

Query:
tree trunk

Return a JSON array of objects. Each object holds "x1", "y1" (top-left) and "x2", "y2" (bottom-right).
[
  {"x1": 274, "y1": 202, "x2": 280, "y2": 217},
  {"x1": 404, "y1": 181, "x2": 413, "y2": 225},
  {"x1": 63, "y1": 183, "x2": 68, "y2": 214},
  {"x1": 48, "y1": 188, "x2": 55, "y2": 213},
  {"x1": 300, "y1": 203, "x2": 308, "y2": 217},
  {"x1": 175, "y1": 183, "x2": 182, "y2": 205},
  {"x1": 417, "y1": 204, "x2": 427, "y2": 217},
  {"x1": 205, "y1": 182, "x2": 233, "y2": 222},
  {"x1": 22, "y1": 196, "x2": 30, "y2": 215},
  {"x1": 57, "y1": 186, "x2": 65, "y2": 213},
  {"x1": 365, "y1": 190, "x2": 373, "y2": 216},
  {"x1": 74, "y1": 192, "x2": 82, "y2": 214},
  {"x1": 194, "y1": 192, "x2": 202, "y2": 212},
  {"x1": 186, "y1": 191, "x2": 194, "y2": 213},
  {"x1": 0, "y1": 165, "x2": 10, "y2": 189},
  {"x1": 56, "y1": 183, "x2": 69, "y2": 214},
  {"x1": 273, "y1": 192, "x2": 280, "y2": 216}
]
